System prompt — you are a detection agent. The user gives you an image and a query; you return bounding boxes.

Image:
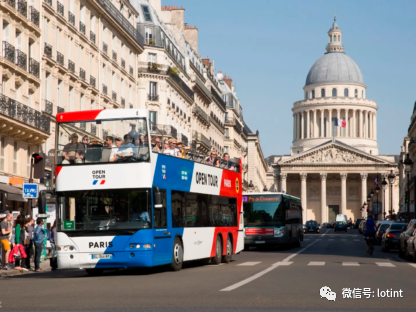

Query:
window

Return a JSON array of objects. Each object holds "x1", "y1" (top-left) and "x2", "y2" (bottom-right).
[
  {"x1": 45, "y1": 72, "x2": 51, "y2": 101},
  {"x1": 145, "y1": 27, "x2": 153, "y2": 44},
  {"x1": 148, "y1": 53, "x2": 157, "y2": 63},
  {"x1": 0, "y1": 137, "x2": 5, "y2": 171},
  {"x1": 321, "y1": 88, "x2": 325, "y2": 98},
  {"x1": 344, "y1": 88, "x2": 349, "y2": 97},
  {"x1": 329, "y1": 35, "x2": 332, "y2": 43},
  {"x1": 355, "y1": 89, "x2": 358, "y2": 98},
  {"x1": 69, "y1": 87, "x2": 74, "y2": 111},
  {"x1": 80, "y1": 93, "x2": 84, "y2": 111},
  {"x1": 58, "y1": 79, "x2": 63, "y2": 108},
  {"x1": 142, "y1": 5, "x2": 152, "y2": 21},
  {"x1": 149, "y1": 82, "x2": 157, "y2": 96},
  {"x1": 27, "y1": 146, "x2": 31, "y2": 177},
  {"x1": 3, "y1": 21, "x2": 10, "y2": 43},
  {"x1": 338, "y1": 35, "x2": 340, "y2": 41},
  {"x1": 312, "y1": 90, "x2": 315, "y2": 99},
  {"x1": 149, "y1": 111, "x2": 157, "y2": 129},
  {"x1": 171, "y1": 191, "x2": 237, "y2": 228},
  {"x1": 332, "y1": 88, "x2": 337, "y2": 97},
  {"x1": 362, "y1": 90, "x2": 364, "y2": 99},
  {"x1": 154, "y1": 189, "x2": 167, "y2": 228},
  {"x1": 13, "y1": 141, "x2": 18, "y2": 174}
]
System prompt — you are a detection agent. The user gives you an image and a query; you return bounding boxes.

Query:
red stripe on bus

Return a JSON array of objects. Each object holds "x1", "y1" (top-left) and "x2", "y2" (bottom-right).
[{"x1": 56, "y1": 110, "x2": 104, "y2": 122}]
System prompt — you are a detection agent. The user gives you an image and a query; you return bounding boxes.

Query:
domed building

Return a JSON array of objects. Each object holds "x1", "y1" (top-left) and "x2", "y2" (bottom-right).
[{"x1": 267, "y1": 18, "x2": 399, "y2": 223}]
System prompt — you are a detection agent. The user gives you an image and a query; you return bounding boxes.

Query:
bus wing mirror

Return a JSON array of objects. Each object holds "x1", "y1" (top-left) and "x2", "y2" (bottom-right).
[{"x1": 154, "y1": 192, "x2": 162, "y2": 209}]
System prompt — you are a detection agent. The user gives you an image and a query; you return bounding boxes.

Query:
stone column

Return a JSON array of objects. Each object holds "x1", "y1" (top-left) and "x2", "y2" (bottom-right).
[
  {"x1": 300, "y1": 173, "x2": 308, "y2": 222},
  {"x1": 361, "y1": 173, "x2": 368, "y2": 218},
  {"x1": 358, "y1": 110, "x2": 362, "y2": 138},
  {"x1": 328, "y1": 109, "x2": 332, "y2": 138},
  {"x1": 374, "y1": 112, "x2": 377, "y2": 140},
  {"x1": 336, "y1": 109, "x2": 341, "y2": 137},
  {"x1": 320, "y1": 109, "x2": 324, "y2": 138},
  {"x1": 293, "y1": 114, "x2": 296, "y2": 141},
  {"x1": 320, "y1": 173, "x2": 327, "y2": 223},
  {"x1": 313, "y1": 110, "x2": 317, "y2": 138},
  {"x1": 306, "y1": 110, "x2": 310, "y2": 139},
  {"x1": 341, "y1": 173, "x2": 347, "y2": 215},
  {"x1": 369, "y1": 111, "x2": 372, "y2": 139},
  {"x1": 301, "y1": 112, "x2": 304, "y2": 139},
  {"x1": 280, "y1": 173, "x2": 287, "y2": 193},
  {"x1": 353, "y1": 109, "x2": 356, "y2": 138}
]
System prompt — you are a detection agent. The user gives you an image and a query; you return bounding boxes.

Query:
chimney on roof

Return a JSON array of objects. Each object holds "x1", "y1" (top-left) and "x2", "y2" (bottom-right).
[
  {"x1": 184, "y1": 24, "x2": 198, "y2": 53},
  {"x1": 223, "y1": 74, "x2": 233, "y2": 89},
  {"x1": 216, "y1": 70, "x2": 223, "y2": 80},
  {"x1": 170, "y1": 5, "x2": 185, "y2": 32}
]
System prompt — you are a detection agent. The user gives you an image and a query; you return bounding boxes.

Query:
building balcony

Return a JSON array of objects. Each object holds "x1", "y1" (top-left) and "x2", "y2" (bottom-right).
[
  {"x1": 157, "y1": 124, "x2": 177, "y2": 139},
  {"x1": 192, "y1": 130, "x2": 211, "y2": 151},
  {"x1": 44, "y1": 43, "x2": 52, "y2": 58},
  {"x1": 29, "y1": 6, "x2": 39, "y2": 26},
  {"x1": 57, "y1": 1, "x2": 64, "y2": 16},
  {"x1": 211, "y1": 86, "x2": 226, "y2": 110},
  {"x1": 79, "y1": 21, "x2": 86, "y2": 35},
  {"x1": 178, "y1": 133, "x2": 189, "y2": 146},
  {"x1": 44, "y1": 100, "x2": 53, "y2": 115},
  {"x1": 57, "y1": 106, "x2": 65, "y2": 114},
  {"x1": 68, "y1": 11, "x2": 75, "y2": 26},
  {"x1": 0, "y1": 93, "x2": 50, "y2": 141},
  {"x1": 147, "y1": 94, "x2": 159, "y2": 102},
  {"x1": 210, "y1": 112, "x2": 225, "y2": 130},
  {"x1": 80, "y1": 68, "x2": 86, "y2": 80},
  {"x1": 225, "y1": 117, "x2": 243, "y2": 133},
  {"x1": 68, "y1": 59, "x2": 75, "y2": 73},
  {"x1": 137, "y1": 62, "x2": 169, "y2": 75},
  {"x1": 2, "y1": 41, "x2": 15, "y2": 64},
  {"x1": 90, "y1": 75, "x2": 96, "y2": 88},
  {"x1": 90, "y1": 31, "x2": 96, "y2": 44},
  {"x1": 57, "y1": 51, "x2": 64, "y2": 66},
  {"x1": 29, "y1": 58, "x2": 39, "y2": 78},
  {"x1": 15, "y1": 49, "x2": 27, "y2": 71},
  {"x1": 102, "y1": 84, "x2": 107, "y2": 95},
  {"x1": 112, "y1": 50, "x2": 117, "y2": 62},
  {"x1": 193, "y1": 105, "x2": 210, "y2": 125},
  {"x1": 17, "y1": 0, "x2": 27, "y2": 17},
  {"x1": 168, "y1": 68, "x2": 194, "y2": 101}
]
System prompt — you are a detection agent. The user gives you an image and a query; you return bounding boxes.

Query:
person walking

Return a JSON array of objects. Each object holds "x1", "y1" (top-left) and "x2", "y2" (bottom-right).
[
  {"x1": 33, "y1": 218, "x2": 45, "y2": 272},
  {"x1": 24, "y1": 217, "x2": 34, "y2": 271},
  {"x1": 1, "y1": 212, "x2": 13, "y2": 270},
  {"x1": 13, "y1": 215, "x2": 27, "y2": 271}
]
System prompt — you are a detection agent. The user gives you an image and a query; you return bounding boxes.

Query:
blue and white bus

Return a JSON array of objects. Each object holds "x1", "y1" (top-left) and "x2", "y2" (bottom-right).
[{"x1": 54, "y1": 109, "x2": 244, "y2": 274}]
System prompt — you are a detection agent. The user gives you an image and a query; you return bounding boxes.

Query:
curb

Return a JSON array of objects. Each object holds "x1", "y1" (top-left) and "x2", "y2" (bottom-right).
[{"x1": 0, "y1": 261, "x2": 52, "y2": 277}]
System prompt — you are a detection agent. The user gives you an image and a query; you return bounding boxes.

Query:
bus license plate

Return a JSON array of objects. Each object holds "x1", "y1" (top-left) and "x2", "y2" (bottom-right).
[
  {"x1": 92, "y1": 254, "x2": 112, "y2": 260},
  {"x1": 255, "y1": 241, "x2": 265, "y2": 244}
]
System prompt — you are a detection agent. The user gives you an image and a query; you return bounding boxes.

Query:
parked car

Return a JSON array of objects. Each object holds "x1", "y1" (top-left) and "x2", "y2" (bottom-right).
[
  {"x1": 359, "y1": 220, "x2": 367, "y2": 235},
  {"x1": 322, "y1": 222, "x2": 328, "y2": 228},
  {"x1": 334, "y1": 221, "x2": 347, "y2": 232},
  {"x1": 303, "y1": 224, "x2": 307, "y2": 233},
  {"x1": 404, "y1": 227, "x2": 416, "y2": 262},
  {"x1": 305, "y1": 220, "x2": 320, "y2": 233},
  {"x1": 375, "y1": 222, "x2": 395, "y2": 245},
  {"x1": 355, "y1": 218, "x2": 364, "y2": 229},
  {"x1": 399, "y1": 219, "x2": 416, "y2": 258},
  {"x1": 381, "y1": 223, "x2": 407, "y2": 252}
]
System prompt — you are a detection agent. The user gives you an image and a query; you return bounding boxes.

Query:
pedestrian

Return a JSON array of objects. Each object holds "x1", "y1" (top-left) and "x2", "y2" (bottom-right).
[
  {"x1": 50, "y1": 220, "x2": 58, "y2": 270},
  {"x1": 0, "y1": 211, "x2": 13, "y2": 270},
  {"x1": 13, "y1": 215, "x2": 27, "y2": 271},
  {"x1": 24, "y1": 217, "x2": 34, "y2": 271},
  {"x1": 33, "y1": 218, "x2": 45, "y2": 272}
]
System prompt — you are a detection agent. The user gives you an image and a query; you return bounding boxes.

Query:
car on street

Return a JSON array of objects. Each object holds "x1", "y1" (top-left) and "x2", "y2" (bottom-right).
[
  {"x1": 322, "y1": 222, "x2": 328, "y2": 228},
  {"x1": 305, "y1": 220, "x2": 320, "y2": 233},
  {"x1": 375, "y1": 222, "x2": 395, "y2": 245},
  {"x1": 404, "y1": 227, "x2": 416, "y2": 262},
  {"x1": 381, "y1": 223, "x2": 407, "y2": 252},
  {"x1": 399, "y1": 219, "x2": 416, "y2": 258},
  {"x1": 355, "y1": 218, "x2": 364, "y2": 229},
  {"x1": 334, "y1": 221, "x2": 347, "y2": 232}
]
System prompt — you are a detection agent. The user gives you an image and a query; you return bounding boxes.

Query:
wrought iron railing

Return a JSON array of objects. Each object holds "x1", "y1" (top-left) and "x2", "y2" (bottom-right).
[
  {"x1": 102, "y1": 84, "x2": 107, "y2": 95},
  {"x1": 193, "y1": 105, "x2": 210, "y2": 124},
  {"x1": 57, "y1": 106, "x2": 65, "y2": 113},
  {"x1": 121, "y1": 58, "x2": 125, "y2": 68},
  {"x1": 157, "y1": 124, "x2": 178, "y2": 139},
  {"x1": 211, "y1": 86, "x2": 226, "y2": 109},
  {"x1": 2, "y1": 41, "x2": 15, "y2": 63},
  {"x1": 4, "y1": 0, "x2": 16, "y2": 8},
  {"x1": 17, "y1": 0, "x2": 27, "y2": 17},
  {"x1": 129, "y1": 65, "x2": 133, "y2": 75},
  {"x1": 138, "y1": 62, "x2": 169, "y2": 74},
  {"x1": 79, "y1": 121, "x2": 86, "y2": 130},
  {"x1": 0, "y1": 93, "x2": 50, "y2": 133},
  {"x1": 80, "y1": 68, "x2": 86, "y2": 80},
  {"x1": 192, "y1": 130, "x2": 211, "y2": 149},
  {"x1": 102, "y1": 42, "x2": 108, "y2": 53},
  {"x1": 168, "y1": 68, "x2": 194, "y2": 99},
  {"x1": 210, "y1": 112, "x2": 224, "y2": 129},
  {"x1": 79, "y1": 21, "x2": 86, "y2": 35},
  {"x1": 179, "y1": 133, "x2": 189, "y2": 146},
  {"x1": 29, "y1": 6, "x2": 39, "y2": 26},
  {"x1": 68, "y1": 59, "x2": 75, "y2": 73},
  {"x1": 147, "y1": 94, "x2": 159, "y2": 101},
  {"x1": 15, "y1": 49, "x2": 27, "y2": 71},
  {"x1": 68, "y1": 11, "x2": 75, "y2": 26},
  {"x1": 112, "y1": 50, "x2": 117, "y2": 62},
  {"x1": 44, "y1": 0, "x2": 52, "y2": 6},
  {"x1": 91, "y1": 124, "x2": 96, "y2": 136},
  {"x1": 90, "y1": 31, "x2": 96, "y2": 44},
  {"x1": 90, "y1": 75, "x2": 96, "y2": 88},
  {"x1": 44, "y1": 42, "x2": 52, "y2": 58},
  {"x1": 57, "y1": 1, "x2": 64, "y2": 16},
  {"x1": 57, "y1": 51, "x2": 64, "y2": 66},
  {"x1": 121, "y1": 97, "x2": 125, "y2": 107},
  {"x1": 29, "y1": 58, "x2": 39, "y2": 77},
  {"x1": 44, "y1": 100, "x2": 53, "y2": 114},
  {"x1": 112, "y1": 91, "x2": 117, "y2": 101}
]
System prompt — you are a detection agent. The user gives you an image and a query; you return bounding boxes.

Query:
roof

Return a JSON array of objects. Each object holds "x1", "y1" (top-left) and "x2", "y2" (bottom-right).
[
  {"x1": 329, "y1": 17, "x2": 341, "y2": 32},
  {"x1": 305, "y1": 52, "x2": 364, "y2": 86}
]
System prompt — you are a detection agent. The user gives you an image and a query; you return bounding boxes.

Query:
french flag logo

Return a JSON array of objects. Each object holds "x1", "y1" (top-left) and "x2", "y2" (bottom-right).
[{"x1": 93, "y1": 180, "x2": 106, "y2": 185}]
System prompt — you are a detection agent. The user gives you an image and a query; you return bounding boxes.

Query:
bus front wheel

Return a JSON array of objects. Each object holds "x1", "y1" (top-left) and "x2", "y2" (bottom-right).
[
  {"x1": 212, "y1": 235, "x2": 222, "y2": 265},
  {"x1": 222, "y1": 236, "x2": 232, "y2": 263},
  {"x1": 170, "y1": 237, "x2": 183, "y2": 271}
]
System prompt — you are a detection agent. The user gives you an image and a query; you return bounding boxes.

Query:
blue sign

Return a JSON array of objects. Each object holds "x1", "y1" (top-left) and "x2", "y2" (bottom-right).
[{"x1": 23, "y1": 183, "x2": 39, "y2": 198}]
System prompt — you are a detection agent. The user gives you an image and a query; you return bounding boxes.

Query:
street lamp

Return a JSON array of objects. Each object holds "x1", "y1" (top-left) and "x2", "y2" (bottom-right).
[
  {"x1": 382, "y1": 176, "x2": 388, "y2": 220},
  {"x1": 370, "y1": 189, "x2": 374, "y2": 218},
  {"x1": 388, "y1": 170, "x2": 396, "y2": 220},
  {"x1": 404, "y1": 153, "x2": 413, "y2": 222},
  {"x1": 375, "y1": 182, "x2": 380, "y2": 220}
]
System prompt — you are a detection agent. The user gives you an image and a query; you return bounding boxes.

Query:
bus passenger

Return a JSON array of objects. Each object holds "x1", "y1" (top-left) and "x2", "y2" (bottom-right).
[
  {"x1": 176, "y1": 141, "x2": 190, "y2": 158},
  {"x1": 61, "y1": 133, "x2": 85, "y2": 164},
  {"x1": 109, "y1": 137, "x2": 123, "y2": 162},
  {"x1": 206, "y1": 150, "x2": 220, "y2": 167},
  {"x1": 222, "y1": 153, "x2": 235, "y2": 171},
  {"x1": 116, "y1": 135, "x2": 135, "y2": 160},
  {"x1": 151, "y1": 137, "x2": 162, "y2": 152}
]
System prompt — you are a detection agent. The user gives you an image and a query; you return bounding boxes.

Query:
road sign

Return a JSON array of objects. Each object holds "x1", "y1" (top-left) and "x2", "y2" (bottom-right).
[
  {"x1": 63, "y1": 220, "x2": 75, "y2": 230},
  {"x1": 23, "y1": 183, "x2": 39, "y2": 198}
]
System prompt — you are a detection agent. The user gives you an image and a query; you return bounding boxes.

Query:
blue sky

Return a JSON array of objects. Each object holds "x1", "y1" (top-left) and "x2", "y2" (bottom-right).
[{"x1": 161, "y1": 0, "x2": 416, "y2": 157}]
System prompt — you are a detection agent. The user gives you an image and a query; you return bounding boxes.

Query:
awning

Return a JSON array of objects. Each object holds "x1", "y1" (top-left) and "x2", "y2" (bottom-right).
[
  {"x1": 8, "y1": 193, "x2": 27, "y2": 202},
  {"x1": 0, "y1": 183, "x2": 22, "y2": 194}
]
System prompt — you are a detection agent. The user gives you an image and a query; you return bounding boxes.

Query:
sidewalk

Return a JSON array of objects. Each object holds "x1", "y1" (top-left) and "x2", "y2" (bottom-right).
[{"x1": 0, "y1": 258, "x2": 52, "y2": 277}]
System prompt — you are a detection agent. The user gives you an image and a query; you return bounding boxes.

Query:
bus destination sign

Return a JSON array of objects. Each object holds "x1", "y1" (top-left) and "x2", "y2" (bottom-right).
[{"x1": 244, "y1": 195, "x2": 281, "y2": 203}]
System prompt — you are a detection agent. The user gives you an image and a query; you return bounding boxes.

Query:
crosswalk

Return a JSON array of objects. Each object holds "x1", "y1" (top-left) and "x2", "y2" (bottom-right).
[{"x1": 235, "y1": 261, "x2": 415, "y2": 268}]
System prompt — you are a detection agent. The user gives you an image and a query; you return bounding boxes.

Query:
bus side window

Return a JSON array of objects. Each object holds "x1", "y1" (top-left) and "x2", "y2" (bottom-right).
[{"x1": 154, "y1": 189, "x2": 167, "y2": 228}]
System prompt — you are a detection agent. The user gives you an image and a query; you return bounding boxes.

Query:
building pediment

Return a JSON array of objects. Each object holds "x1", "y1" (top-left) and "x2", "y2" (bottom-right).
[{"x1": 280, "y1": 142, "x2": 391, "y2": 166}]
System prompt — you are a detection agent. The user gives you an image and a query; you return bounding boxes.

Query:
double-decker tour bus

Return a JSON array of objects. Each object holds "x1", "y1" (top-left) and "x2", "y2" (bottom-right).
[
  {"x1": 242, "y1": 192, "x2": 303, "y2": 249},
  {"x1": 54, "y1": 109, "x2": 243, "y2": 274}
]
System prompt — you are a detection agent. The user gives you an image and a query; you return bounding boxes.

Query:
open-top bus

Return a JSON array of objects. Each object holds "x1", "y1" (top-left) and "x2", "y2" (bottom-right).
[
  {"x1": 54, "y1": 109, "x2": 243, "y2": 274},
  {"x1": 242, "y1": 192, "x2": 303, "y2": 249}
]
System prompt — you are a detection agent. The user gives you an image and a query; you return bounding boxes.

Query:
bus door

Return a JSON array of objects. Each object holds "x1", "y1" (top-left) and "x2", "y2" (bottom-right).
[{"x1": 152, "y1": 188, "x2": 172, "y2": 265}]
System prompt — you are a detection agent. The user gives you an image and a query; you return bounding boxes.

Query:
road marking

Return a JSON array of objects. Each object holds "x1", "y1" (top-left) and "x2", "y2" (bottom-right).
[
  {"x1": 237, "y1": 262, "x2": 261, "y2": 266},
  {"x1": 320, "y1": 229, "x2": 330, "y2": 237},
  {"x1": 308, "y1": 261, "x2": 325, "y2": 266},
  {"x1": 343, "y1": 262, "x2": 360, "y2": 266},
  {"x1": 220, "y1": 240, "x2": 319, "y2": 292},
  {"x1": 408, "y1": 264, "x2": 416, "y2": 268},
  {"x1": 376, "y1": 262, "x2": 395, "y2": 267}
]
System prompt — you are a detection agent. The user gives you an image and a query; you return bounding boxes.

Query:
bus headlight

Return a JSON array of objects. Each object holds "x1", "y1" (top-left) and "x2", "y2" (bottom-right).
[
  {"x1": 58, "y1": 245, "x2": 76, "y2": 251},
  {"x1": 274, "y1": 228, "x2": 284, "y2": 237}
]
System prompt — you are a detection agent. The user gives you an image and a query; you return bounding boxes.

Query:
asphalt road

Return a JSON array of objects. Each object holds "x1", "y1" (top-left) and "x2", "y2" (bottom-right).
[{"x1": 1, "y1": 228, "x2": 415, "y2": 311}]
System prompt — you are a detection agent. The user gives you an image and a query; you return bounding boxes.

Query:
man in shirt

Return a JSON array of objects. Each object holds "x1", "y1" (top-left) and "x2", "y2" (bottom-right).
[
  {"x1": 61, "y1": 133, "x2": 85, "y2": 164},
  {"x1": 116, "y1": 135, "x2": 135, "y2": 160},
  {"x1": 151, "y1": 137, "x2": 162, "y2": 153},
  {"x1": 33, "y1": 218, "x2": 45, "y2": 272},
  {"x1": 1, "y1": 212, "x2": 13, "y2": 270},
  {"x1": 109, "y1": 137, "x2": 123, "y2": 162},
  {"x1": 222, "y1": 153, "x2": 235, "y2": 171}
]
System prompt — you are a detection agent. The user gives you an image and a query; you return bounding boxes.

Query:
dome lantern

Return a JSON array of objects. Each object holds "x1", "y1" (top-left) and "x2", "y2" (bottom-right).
[{"x1": 326, "y1": 16, "x2": 344, "y2": 53}]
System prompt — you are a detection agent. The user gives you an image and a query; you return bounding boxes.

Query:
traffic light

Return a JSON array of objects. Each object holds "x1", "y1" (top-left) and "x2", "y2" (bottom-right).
[
  {"x1": 366, "y1": 206, "x2": 369, "y2": 212},
  {"x1": 32, "y1": 152, "x2": 46, "y2": 179},
  {"x1": 405, "y1": 191, "x2": 410, "y2": 204}
]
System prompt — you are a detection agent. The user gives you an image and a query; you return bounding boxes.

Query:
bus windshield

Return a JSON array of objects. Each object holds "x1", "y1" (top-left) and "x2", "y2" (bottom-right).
[
  {"x1": 57, "y1": 117, "x2": 150, "y2": 165},
  {"x1": 57, "y1": 189, "x2": 151, "y2": 234},
  {"x1": 243, "y1": 195, "x2": 284, "y2": 226}
]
